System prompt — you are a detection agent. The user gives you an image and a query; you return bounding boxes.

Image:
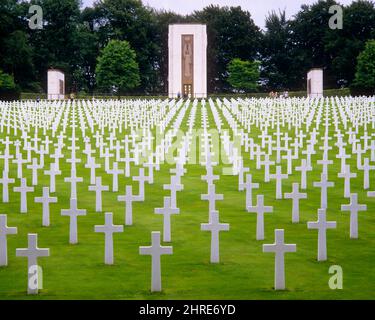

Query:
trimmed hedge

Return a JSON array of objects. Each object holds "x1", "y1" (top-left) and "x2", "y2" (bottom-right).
[
  {"x1": 349, "y1": 86, "x2": 375, "y2": 97},
  {"x1": 324, "y1": 88, "x2": 351, "y2": 97},
  {"x1": 21, "y1": 92, "x2": 47, "y2": 100},
  {"x1": 20, "y1": 88, "x2": 353, "y2": 101},
  {"x1": 209, "y1": 88, "x2": 351, "y2": 99},
  {"x1": 21, "y1": 92, "x2": 167, "y2": 100},
  {"x1": 0, "y1": 89, "x2": 21, "y2": 101}
]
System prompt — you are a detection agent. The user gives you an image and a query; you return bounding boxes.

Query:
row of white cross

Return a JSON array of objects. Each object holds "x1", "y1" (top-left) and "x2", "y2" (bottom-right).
[{"x1": 0, "y1": 96, "x2": 374, "y2": 294}]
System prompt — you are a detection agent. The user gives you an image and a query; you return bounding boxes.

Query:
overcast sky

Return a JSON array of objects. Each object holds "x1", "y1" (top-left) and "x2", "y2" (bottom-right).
[{"x1": 82, "y1": 0, "x2": 355, "y2": 29}]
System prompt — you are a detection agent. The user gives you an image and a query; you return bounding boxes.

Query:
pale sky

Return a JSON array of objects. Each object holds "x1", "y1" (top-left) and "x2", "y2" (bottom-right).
[{"x1": 82, "y1": 0, "x2": 355, "y2": 29}]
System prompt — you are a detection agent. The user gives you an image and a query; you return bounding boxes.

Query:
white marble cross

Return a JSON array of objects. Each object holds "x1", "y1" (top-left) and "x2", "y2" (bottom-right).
[
  {"x1": 336, "y1": 147, "x2": 351, "y2": 174},
  {"x1": 64, "y1": 169, "x2": 83, "y2": 199},
  {"x1": 237, "y1": 159, "x2": 249, "y2": 191},
  {"x1": 12, "y1": 154, "x2": 27, "y2": 179},
  {"x1": 243, "y1": 174, "x2": 259, "y2": 208},
  {"x1": 263, "y1": 229, "x2": 296, "y2": 290},
  {"x1": 50, "y1": 147, "x2": 63, "y2": 171},
  {"x1": 155, "y1": 197, "x2": 180, "y2": 242},
  {"x1": 139, "y1": 231, "x2": 173, "y2": 292},
  {"x1": 66, "y1": 151, "x2": 81, "y2": 170},
  {"x1": 201, "y1": 166, "x2": 219, "y2": 186},
  {"x1": 61, "y1": 198, "x2": 87, "y2": 244},
  {"x1": 132, "y1": 168, "x2": 148, "y2": 201},
  {"x1": 247, "y1": 195, "x2": 273, "y2": 240},
  {"x1": 295, "y1": 159, "x2": 312, "y2": 189},
  {"x1": 170, "y1": 162, "x2": 187, "y2": 179},
  {"x1": 143, "y1": 156, "x2": 157, "y2": 184},
  {"x1": 284, "y1": 183, "x2": 307, "y2": 223},
  {"x1": 338, "y1": 165, "x2": 357, "y2": 198},
  {"x1": 273, "y1": 135, "x2": 283, "y2": 164},
  {"x1": 117, "y1": 185, "x2": 142, "y2": 225},
  {"x1": 83, "y1": 140, "x2": 95, "y2": 159},
  {"x1": 370, "y1": 140, "x2": 375, "y2": 162},
  {"x1": 107, "y1": 162, "x2": 123, "y2": 192},
  {"x1": 88, "y1": 177, "x2": 109, "y2": 212},
  {"x1": 0, "y1": 170, "x2": 14, "y2": 203},
  {"x1": 201, "y1": 211, "x2": 229, "y2": 263},
  {"x1": 313, "y1": 174, "x2": 334, "y2": 209},
  {"x1": 13, "y1": 178, "x2": 34, "y2": 213},
  {"x1": 317, "y1": 152, "x2": 333, "y2": 176},
  {"x1": 34, "y1": 187, "x2": 57, "y2": 227},
  {"x1": 16, "y1": 233, "x2": 49, "y2": 294},
  {"x1": 94, "y1": 212, "x2": 123, "y2": 265},
  {"x1": 44, "y1": 163, "x2": 61, "y2": 193},
  {"x1": 0, "y1": 148, "x2": 13, "y2": 173},
  {"x1": 0, "y1": 214, "x2": 17, "y2": 266},
  {"x1": 361, "y1": 158, "x2": 375, "y2": 190},
  {"x1": 260, "y1": 154, "x2": 275, "y2": 183},
  {"x1": 201, "y1": 184, "x2": 224, "y2": 215},
  {"x1": 163, "y1": 175, "x2": 183, "y2": 209},
  {"x1": 103, "y1": 147, "x2": 113, "y2": 172},
  {"x1": 85, "y1": 156, "x2": 101, "y2": 185},
  {"x1": 341, "y1": 193, "x2": 367, "y2": 239},
  {"x1": 26, "y1": 158, "x2": 42, "y2": 186},
  {"x1": 122, "y1": 151, "x2": 135, "y2": 177},
  {"x1": 355, "y1": 143, "x2": 366, "y2": 169},
  {"x1": 282, "y1": 149, "x2": 293, "y2": 175},
  {"x1": 254, "y1": 145, "x2": 264, "y2": 169},
  {"x1": 307, "y1": 209, "x2": 336, "y2": 261},
  {"x1": 269, "y1": 166, "x2": 288, "y2": 199}
]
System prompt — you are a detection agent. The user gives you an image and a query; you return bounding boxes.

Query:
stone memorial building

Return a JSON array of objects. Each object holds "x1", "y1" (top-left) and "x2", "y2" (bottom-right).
[{"x1": 168, "y1": 24, "x2": 207, "y2": 99}]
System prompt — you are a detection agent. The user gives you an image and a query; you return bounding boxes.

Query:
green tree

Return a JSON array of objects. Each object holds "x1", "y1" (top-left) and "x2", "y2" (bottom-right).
[
  {"x1": 192, "y1": 5, "x2": 261, "y2": 93},
  {"x1": 261, "y1": 10, "x2": 293, "y2": 90},
  {"x1": 3, "y1": 30, "x2": 34, "y2": 88},
  {"x1": 287, "y1": 0, "x2": 340, "y2": 90},
  {"x1": 0, "y1": 69, "x2": 16, "y2": 90},
  {"x1": 264, "y1": 0, "x2": 375, "y2": 90},
  {"x1": 96, "y1": 40, "x2": 140, "y2": 94},
  {"x1": 0, "y1": 1, "x2": 35, "y2": 89},
  {"x1": 80, "y1": 7, "x2": 104, "y2": 92},
  {"x1": 92, "y1": 0, "x2": 160, "y2": 93},
  {"x1": 227, "y1": 58, "x2": 260, "y2": 92},
  {"x1": 352, "y1": 40, "x2": 375, "y2": 95},
  {"x1": 0, "y1": 69, "x2": 19, "y2": 100},
  {"x1": 29, "y1": 0, "x2": 83, "y2": 91},
  {"x1": 326, "y1": 0, "x2": 375, "y2": 87}
]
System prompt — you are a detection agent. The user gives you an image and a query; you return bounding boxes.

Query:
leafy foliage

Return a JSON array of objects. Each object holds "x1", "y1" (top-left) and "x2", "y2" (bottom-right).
[
  {"x1": 1, "y1": 0, "x2": 375, "y2": 94},
  {"x1": 0, "y1": 69, "x2": 16, "y2": 90},
  {"x1": 96, "y1": 40, "x2": 140, "y2": 94},
  {"x1": 192, "y1": 5, "x2": 261, "y2": 93},
  {"x1": 227, "y1": 58, "x2": 260, "y2": 92},
  {"x1": 261, "y1": 10, "x2": 292, "y2": 90},
  {"x1": 352, "y1": 40, "x2": 375, "y2": 94},
  {"x1": 325, "y1": 0, "x2": 375, "y2": 86}
]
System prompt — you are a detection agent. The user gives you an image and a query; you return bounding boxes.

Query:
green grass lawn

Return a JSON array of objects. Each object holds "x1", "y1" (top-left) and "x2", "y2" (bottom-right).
[{"x1": 0, "y1": 100, "x2": 374, "y2": 300}]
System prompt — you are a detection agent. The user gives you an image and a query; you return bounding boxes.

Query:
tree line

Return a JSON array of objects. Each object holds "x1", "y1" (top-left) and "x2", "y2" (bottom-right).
[{"x1": 0, "y1": 0, "x2": 375, "y2": 96}]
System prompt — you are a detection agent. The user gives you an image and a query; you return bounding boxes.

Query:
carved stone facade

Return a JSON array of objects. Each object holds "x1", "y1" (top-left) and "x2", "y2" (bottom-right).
[
  {"x1": 169, "y1": 24, "x2": 207, "y2": 98},
  {"x1": 182, "y1": 35, "x2": 194, "y2": 97},
  {"x1": 48, "y1": 69, "x2": 65, "y2": 100},
  {"x1": 307, "y1": 69, "x2": 323, "y2": 98}
]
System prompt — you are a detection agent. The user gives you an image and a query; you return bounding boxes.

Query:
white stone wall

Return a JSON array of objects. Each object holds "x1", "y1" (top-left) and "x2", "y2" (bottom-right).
[
  {"x1": 169, "y1": 24, "x2": 207, "y2": 98},
  {"x1": 307, "y1": 69, "x2": 323, "y2": 98},
  {"x1": 48, "y1": 70, "x2": 65, "y2": 100}
]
